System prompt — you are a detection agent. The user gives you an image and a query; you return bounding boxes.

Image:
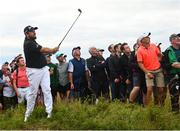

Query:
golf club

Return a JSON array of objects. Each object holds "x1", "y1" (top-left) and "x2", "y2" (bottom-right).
[{"x1": 58, "y1": 9, "x2": 82, "y2": 48}]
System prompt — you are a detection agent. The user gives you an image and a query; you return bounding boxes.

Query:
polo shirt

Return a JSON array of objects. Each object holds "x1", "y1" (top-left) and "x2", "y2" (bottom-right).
[
  {"x1": 137, "y1": 43, "x2": 161, "y2": 70},
  {"x1": 23, "y1": 37, "x2": 47, "y2": 68},
  {"x1": 12, "y1": 67, "x2": 29, "y2": 88}
]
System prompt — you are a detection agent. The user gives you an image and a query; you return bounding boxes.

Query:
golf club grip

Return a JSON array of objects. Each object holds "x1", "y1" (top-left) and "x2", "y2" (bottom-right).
[{"x1": 58, "y1": 13, "x2": 82, "y2": 48}]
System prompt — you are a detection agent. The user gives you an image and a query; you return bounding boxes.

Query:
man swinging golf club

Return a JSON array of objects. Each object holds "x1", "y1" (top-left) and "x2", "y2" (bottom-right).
[
  {"x1": 23, "y1": 25, "x2": 59, "y2": 122},
  {"x1": 23, "y1": 9, "x2": 82, "y2": 122}
]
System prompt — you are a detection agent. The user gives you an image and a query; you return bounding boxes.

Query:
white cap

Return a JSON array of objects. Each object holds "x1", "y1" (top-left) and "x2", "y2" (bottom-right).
[{"x1": 137, "y1": 32, "x2": 151, "y2": 44}]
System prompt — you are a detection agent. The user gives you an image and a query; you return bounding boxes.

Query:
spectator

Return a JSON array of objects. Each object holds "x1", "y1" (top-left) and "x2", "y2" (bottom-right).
[
  {"x1": 87, "y1": 47, "x2": 109, "y2": 103},
  {"x1": 105, "y1": 44, "x2": 115, "y2": 99},
  {"x1": 114, "y1": 43, "x2": 122, "y2": 57},
  {"x1": 164, "y1": 33, "x2": 180, "y2": 112},
  {"x1": 68, "y1": 46, "x2": 90, "y2": 100},
  {"x1": 56, "y1": 52, "x2": 70, "y2": 100},
  {"x1": 0, "y1": 78, "x2": 6, "y2": 110},
  {"x1": 97, "y1": 49, "x2": 105, "y2": 58},
  {"x1": 12, "y1": 57, "x2": 30, "y2": 104},
  {"x1": 0, "y1": 65, "x2": 6, "y2": 110},
  {"x1": 108, "y1": 45, "x2": 123, "y2": 101},
  {"x1": 2, "y1": 64, "x2": 17, "y2": 110},
  {"x1": 120, "y1": 43, "x2": 132, "y2": 102},
  {"x1": 137, "y1": 33, "x2": 165, "y2": 106},
  {"x1": 129, "y1": 43, "x2": 147, "y2": 104},
  {"x1": 46, "y1": 54, "x2": 60, "y2": 102}
]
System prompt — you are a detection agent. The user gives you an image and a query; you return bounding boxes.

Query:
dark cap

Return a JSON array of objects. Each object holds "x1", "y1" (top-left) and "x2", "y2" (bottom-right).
[
  {"x1": 97, "y1": 49, "x2": 104, "y2": 52},
  {"x1": 169, "y1": 33, "x2": 180, "y2": 41},
  {"x1": 72, "y1": 46, "x2": 81, "y2": 55},
  {"x1": 24, "y1": 25, "x2": 38, "y2": 34},
  {"x1": 4, "y1": 62, "x2": 9, "y2": 65},
  {"x1": 46, "y1": 54, "x2": 52, "y2": 57}
]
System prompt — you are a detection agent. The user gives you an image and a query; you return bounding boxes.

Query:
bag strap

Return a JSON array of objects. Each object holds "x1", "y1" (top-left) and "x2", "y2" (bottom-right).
[{"x1": 16, "y1": 67, "x2": 19, "y2": 87}]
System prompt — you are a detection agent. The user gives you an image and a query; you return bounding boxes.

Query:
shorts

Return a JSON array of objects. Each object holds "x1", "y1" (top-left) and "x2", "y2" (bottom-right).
[
  {"x1": 58, "y1": 83, "x2": 70, "y2": 94},
  {"x1": 133, "y1": 72, "x2": 147, "y2": 94},
  {"x1": 3, "y1": 96, "x2": 17, "y2": 110},
  {"x1": 145, "y1": 68, "x2": 165, "y2": 87},
  {"x1": 133, "y1": 73, "x2": 141, "y2": 87}
]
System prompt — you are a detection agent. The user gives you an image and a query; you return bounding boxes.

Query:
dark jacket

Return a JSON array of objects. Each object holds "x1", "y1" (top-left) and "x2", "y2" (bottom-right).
[
  {"x1": 120, "y1": 53, "x2": 131, "y2": 81},
  {"x1": 105, "y1": 55, "x2": 114, "y2": 79},
  {"x1": 129, "y1": 51, "x2": 144, "y2": 75},
  {"x1": 86, "y1": 56, "x2": 108, "y2": 81},
  {"x1": 108, "y1": 54, "x2": 123, "y2": 81}
]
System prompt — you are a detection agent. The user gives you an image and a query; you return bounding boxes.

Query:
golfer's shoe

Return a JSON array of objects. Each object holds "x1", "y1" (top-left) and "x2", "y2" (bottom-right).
[
  {"x1": 24, "y1": 116, "x2": 28, "y2": 122},
  {"x1": 95, "y1": 98, "x2": 99, "y2": 105},
  {"x1": 47, "y1": 113, "x2": 52, "y2": 119}
]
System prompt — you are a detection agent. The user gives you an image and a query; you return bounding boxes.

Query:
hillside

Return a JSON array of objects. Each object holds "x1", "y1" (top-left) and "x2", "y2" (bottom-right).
[{"x1": 0, "y1": 100, "x2": 180, "y2": 130}]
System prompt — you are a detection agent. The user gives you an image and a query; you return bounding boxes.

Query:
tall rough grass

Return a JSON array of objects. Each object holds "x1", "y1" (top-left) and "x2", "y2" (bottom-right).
[{"x1": 0, "y1": 98, "x2": 180, "y2": 130}]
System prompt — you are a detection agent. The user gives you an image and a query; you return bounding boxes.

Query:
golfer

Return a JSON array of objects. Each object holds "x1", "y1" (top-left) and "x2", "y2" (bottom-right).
[{"x1": 23, "y1": 25, "x2": 59, "y2": 122}]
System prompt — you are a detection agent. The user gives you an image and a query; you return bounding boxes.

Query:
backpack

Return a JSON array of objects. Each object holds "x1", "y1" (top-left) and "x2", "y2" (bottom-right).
[
  {"x1": 159, "y1": 50, "x2": 173, "y2": 84},
  {"x1": 161, "y1": 50, "x2": 171, "y2": 75}
]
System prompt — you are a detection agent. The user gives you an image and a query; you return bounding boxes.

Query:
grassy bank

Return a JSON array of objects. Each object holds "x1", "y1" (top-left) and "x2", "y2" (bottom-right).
[{"x1": 0, "y1": 99, "x2": 180, "y2": 130}]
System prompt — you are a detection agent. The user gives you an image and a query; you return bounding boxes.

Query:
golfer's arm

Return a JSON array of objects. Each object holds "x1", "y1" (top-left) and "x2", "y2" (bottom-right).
[
  {"x1": 40, "y1": 47, "x2": 56, "y2": 54},
  {"x1": 138, "y1": 62, "x2": 149, "y2": 74}
]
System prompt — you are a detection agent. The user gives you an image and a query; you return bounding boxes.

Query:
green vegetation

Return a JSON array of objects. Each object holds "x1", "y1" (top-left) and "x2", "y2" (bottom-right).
[{"x1": 0, "y1": 99, "x2": 180, "y2": 130}]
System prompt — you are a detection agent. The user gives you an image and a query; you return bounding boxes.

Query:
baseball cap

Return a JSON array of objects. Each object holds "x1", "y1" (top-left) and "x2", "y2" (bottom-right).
[
  {"x1": 169, "y1": 33, "x2": 180, "y2": 41},
  {"x1": 55, "y1": 52, "x2": 66, "y2": 58},
  {"x1": 4, "y1": 62, "x2": 9, "y2": 65},
  {"x1": 97, "y1": 49, "x2": 104, "y2": 52},
  {"x1": 72, "y1": 46, "x2": 81, "y2": 52},
  {"x1": 45, "y1": 54, "x2": 52, "y2": 57},
  {"x1": 137, "y1": 32, "x2": 151, "y2": 43},
  {"x1": 72, "y1": 46, "x2": 81, "y2": 55},
  {"x1": 24, "y1": 25, "x2": 38, "y2": 33}
]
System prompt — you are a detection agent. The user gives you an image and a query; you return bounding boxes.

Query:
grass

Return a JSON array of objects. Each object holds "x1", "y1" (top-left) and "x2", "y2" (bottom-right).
[{"x1": 0, "y1": 98, "x2": 180, "y2": 130}]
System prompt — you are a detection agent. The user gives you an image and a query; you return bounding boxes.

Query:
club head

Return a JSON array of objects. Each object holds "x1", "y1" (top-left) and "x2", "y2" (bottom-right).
[{"x1": 78, "y1": 9, "x2": 82, "y2": 13}]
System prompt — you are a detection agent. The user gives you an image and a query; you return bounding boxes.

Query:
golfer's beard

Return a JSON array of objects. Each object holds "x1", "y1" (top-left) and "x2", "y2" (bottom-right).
[{"x1": 30, "y1": 36, "x2": 36, "y2": 40}]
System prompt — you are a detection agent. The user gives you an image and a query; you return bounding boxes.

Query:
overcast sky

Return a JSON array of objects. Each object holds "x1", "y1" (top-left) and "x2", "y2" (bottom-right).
[{"x1": 0, "y1": 0, "x2": 179, "y2": 65}]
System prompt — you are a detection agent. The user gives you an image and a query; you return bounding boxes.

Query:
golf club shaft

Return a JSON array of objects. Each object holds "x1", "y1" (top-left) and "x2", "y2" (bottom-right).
[{"x1": 58, "y1": 10, "x2": 82, "y2": 48}]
